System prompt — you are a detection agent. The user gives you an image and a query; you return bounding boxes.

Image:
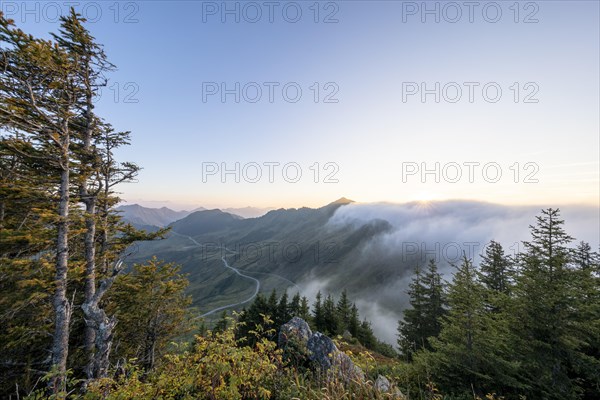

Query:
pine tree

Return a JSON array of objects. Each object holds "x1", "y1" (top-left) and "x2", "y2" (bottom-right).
[
  {"x1": 299, "y1": 296, "x2": 311, "y2": 321},
  {"x1": 289, "y1": 292, "x2": 301, "y2": 318},
  {"x1": 52, "y1": 10, "x2": 115, "y2": 379},
  {"x1": 513, "y1": 208, "x2": 580, "y2": 399},
  {"x1": 478, "y1": 241, "x2": 515, "y2": 318},
  {"x1": 571, "y1": 241, "x2": 600, "y2": 398},
  {"x1": 336, "y1": 289, "x2": 352, "y2": 333},
  {"x1": 322, "y1": 294, "x2": 339, "y2": 336},
  {"x1": 0, "y1": 16, "x2": 82, "y2": 391},
  {"x1": 422, "y1": 256, "x2": 521, "y2": 396},
  {"x1": 312, "y1": 291, "x2": 325, "y2": 332},
  {"x1": 398, "y1": 266, "x2": 428, "y2": 359},
  {"x1": 421, "y1": 258, "x2": 446, "y2": 339},
  {"x1": 1, "y1": 11, "x2": 149, "y2": 390},
  {"x1": 398, "y1": 259, "x2": 446, "y2": 359},
  {"x1": 276, "y1": 291, "x2": 290, "y2": 326},
  {"x1": 267, "y1": 290, "x2": 278, "y2": 316},
  {"x1": 479, "y1": 240, "x2": 514, "y2": 294},
  {"x1": 348, "y1": 303, "x2": 360, "y2": 338},
  {"x1": 236, "y1": 293, "x2": 268, "y2": 346},
  {"x1": 357, "y1": 319, "x2": 376, "y2": 349}
]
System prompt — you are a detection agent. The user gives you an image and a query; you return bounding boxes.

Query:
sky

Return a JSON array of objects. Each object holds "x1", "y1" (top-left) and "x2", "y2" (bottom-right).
[{"x1": 2, "y1": 0, "x2": 599, "y2": 209}]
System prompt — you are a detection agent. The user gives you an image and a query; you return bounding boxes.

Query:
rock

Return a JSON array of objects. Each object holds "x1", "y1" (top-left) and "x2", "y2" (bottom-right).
[
  {"x1": 331, "y1": 350, "x2": 365, "y2": 382},
  {"x1": 375, "y1": 374, "x2": 405, "y2": 399},
  {"x1": 393, "y1": 387, "x2": 405, "y2": 399},
  {"x1": 278, "y1": 316, "x2": 312, "y2": 349},
  {"x1": 278, "y1": 317, "x2": 365, "y2": 383},
  {"x1": 307, "y1": 332, "x2": 364, "y2": 381},
  {"x1": 342, "y1": 329, "x2": 353, "y2": 341},
  {"x1": 278, "y1": 317, "x2": 313, "y2": 365},
  {"x1": 307, "y1": 332, "x2": 337, "y2": 369},
  {"x1": 374, "y1": 374, "x2": 391, "y2": 392}
]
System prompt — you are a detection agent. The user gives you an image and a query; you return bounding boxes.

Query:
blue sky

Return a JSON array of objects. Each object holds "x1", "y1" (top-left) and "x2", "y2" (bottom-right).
[{"x1": 3, "y1": 0, "x2": 599, "y2": 209}]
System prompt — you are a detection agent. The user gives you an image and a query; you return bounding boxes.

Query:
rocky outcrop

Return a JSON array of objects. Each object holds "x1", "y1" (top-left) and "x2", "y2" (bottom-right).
[
  {"x1": 279, "y1": 316, "x2": 312, "y2": 349},
  {"x1": 375, "y1": 374, "x2": 405, "y2": 398},
  {"x1": 278, "y1": 317, "x2": 404, "y2": 396},
  {"x1": 374, "y1": 374, "x2": 391, "y2": 392},
  {"x1": 279, "y1": 317, "x2": 364, "y2": 382},
  {"x1": 307, "y1": 332, "x2": 365, "y2": 382},
  {"x1": 278, "y1": 316, "x2": 313, "y2": 366}
]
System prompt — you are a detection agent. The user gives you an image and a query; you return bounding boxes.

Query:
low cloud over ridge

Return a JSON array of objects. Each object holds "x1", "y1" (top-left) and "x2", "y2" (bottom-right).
[{"x1": 304, "y1": 200, "x2": 600, "y2": 345}]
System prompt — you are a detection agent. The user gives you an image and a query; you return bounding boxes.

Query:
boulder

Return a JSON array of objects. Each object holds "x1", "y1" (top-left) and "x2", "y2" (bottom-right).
[
  {"x1": 375, "y1": 374, "x2": 405, "y2": 398},
  {"x1": 374, "y1": 374, "x2": 391, "y2": 392},
  {"x1": 279, "y1": 317, "x2": 365, "y2": 383},
  {"x1": 307, "y1": 332, "x2": 336, "y2": 369},
  {"x1": 278, "y1": 316, "x2": 313, "y2": 365},
  {"x1": 278, "y1": 316, "x2": 312, "y2": 349},
  {"x1": 342, "y1": 329, "x2": 353, "y2": 341}
]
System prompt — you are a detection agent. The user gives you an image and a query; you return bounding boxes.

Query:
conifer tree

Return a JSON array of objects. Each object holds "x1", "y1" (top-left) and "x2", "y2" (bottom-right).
[
  {"x1": 479, "y1": 240, "x2": 514, "y2": 294},
  {"x1": 348, "y1": 303, "x2": 360, "y2": 338},
  {"x1": 570, "y1": 241, "x2": 600, "y2": 398},
  {"x1": 299, "y1": 296, "x2": 311, "y2": 321},
  {"x1": 276, "y1": 291, "x2": 290, "y2": 326},
  {"x1": 323, "y1": 294, "x2": 339, "y2": 335},
  {"x1": 422, "y1": 258, "x2": 446, "y2": 339},
  {"x1": 336, "y1": 289, "x2": 352, "y2": 333},
  {"x1": 0, "y1": 15, "x2": 81, "y2": 391},
  {"x1": 398, "y1": 259, "x2": 446, "y2": 359},
  {"x1": 289, "y1": 292, "x2": 301, "y2": 318},
  {"x1": 398, "y1": 266, "x2": 428, "y2": 359},
  {"x1": 422, "y1": 256, "x2": 521, "y2": 396},
  {"x1": 513, "y1": 208, "x2": 581, "y2": 399},
  {"x1": 357, "y1": 319, "x2": 377, "y2": 349},
  {"x1": 312, "y1": 291, "x2": 325, "y2": 332}
]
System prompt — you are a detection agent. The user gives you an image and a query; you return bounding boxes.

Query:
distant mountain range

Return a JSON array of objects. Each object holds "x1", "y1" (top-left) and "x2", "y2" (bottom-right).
[
  {"x1": 116, "y1": 204, "x2": 201, "y2": 231},
  {"x1": 124, "y1": 198, "x2": 599, "y2": 344},
  {"x1": 222, "y1": 207, "x2": 275, "y2": 219},
  {"x1": 116, "y1": 204, "x2": 274, "y2": 231}
]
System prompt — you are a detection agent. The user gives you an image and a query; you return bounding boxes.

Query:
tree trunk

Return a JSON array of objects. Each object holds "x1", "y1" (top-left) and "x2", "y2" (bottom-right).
[
  {"x1": 83, "y1": 199, "x2": 97, "y2": 379},
  {"x1": 81, "y1": 260, "x2": 123, "y2": 379},
  {"x1": 50, "y1": 160, "x2": 71, "y2": 394},
  {"x1": 82, "y1": 300, "x2": 116, "y2": 379}
]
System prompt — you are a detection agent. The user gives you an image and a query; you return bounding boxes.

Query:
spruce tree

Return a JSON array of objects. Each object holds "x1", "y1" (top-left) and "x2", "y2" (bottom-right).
[
  {"x1": 479, "y1": 240, "x2": 514, "y2": 294},
  {"x1": 299, "y1": 296, "x2": 311, "y2": 321},
  {"x1": 397, "y1": 266, "x2": 428, "y2": 359},
  {"x1": 398, "y1": 259, "x2": 446, "y2": 359},
  {"x1": 289, "y1": 292, "x2": 301, "y2": 318},
  {"x1": 349, "y1": 303, "x2": 360, "y2": 338},
  {"x1": 0, "y1": 16, "x2": 81, "y2": 391},
  {"x1": 423, "y1": 256, "x2": 521, "y2": 396},
  {"x1": 478, "y1": 240, "x2": 515, "y2": 316},
  {"x1": 312, "y1": 291, "x2": 325, "y2": 332},
  {"x1": 421, "y1": 258, "x2": 446, "y2": 340},
  {"x1": 336, "y1": 289, "x2": 352, "y2": 333},
  {"x1": 514, "y1": 208, "x2": 580, "y2": 399},
  {"x1": 357, "y1": 319, "x2": 377, "y2": 349},
  {"x1": 322, "y1": 294, "x2": 339, "y2": 335},
  {"x1": 570, "y1": 241, "x2": 600, "y2": 398},
  {"x1": 276, "y1": 291, "x2": 290, "y2": 326}
]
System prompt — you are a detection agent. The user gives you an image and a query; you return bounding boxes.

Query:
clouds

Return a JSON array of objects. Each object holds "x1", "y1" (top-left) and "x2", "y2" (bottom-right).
[
  {"x1": 330, "y1": 200, "x2": 598, "y2": 266},
  {"x1": 313, "y1": 200, "x2": 600, "y2": 344}
]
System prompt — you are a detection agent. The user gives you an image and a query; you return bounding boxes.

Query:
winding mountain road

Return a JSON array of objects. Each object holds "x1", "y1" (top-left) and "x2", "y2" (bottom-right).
[
  {"x1": 170, "y1": 231, "x2": 300, "y2": 318},
  {"x1": 198, "y1": 256, "x2": 260, "y2": 318}
]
